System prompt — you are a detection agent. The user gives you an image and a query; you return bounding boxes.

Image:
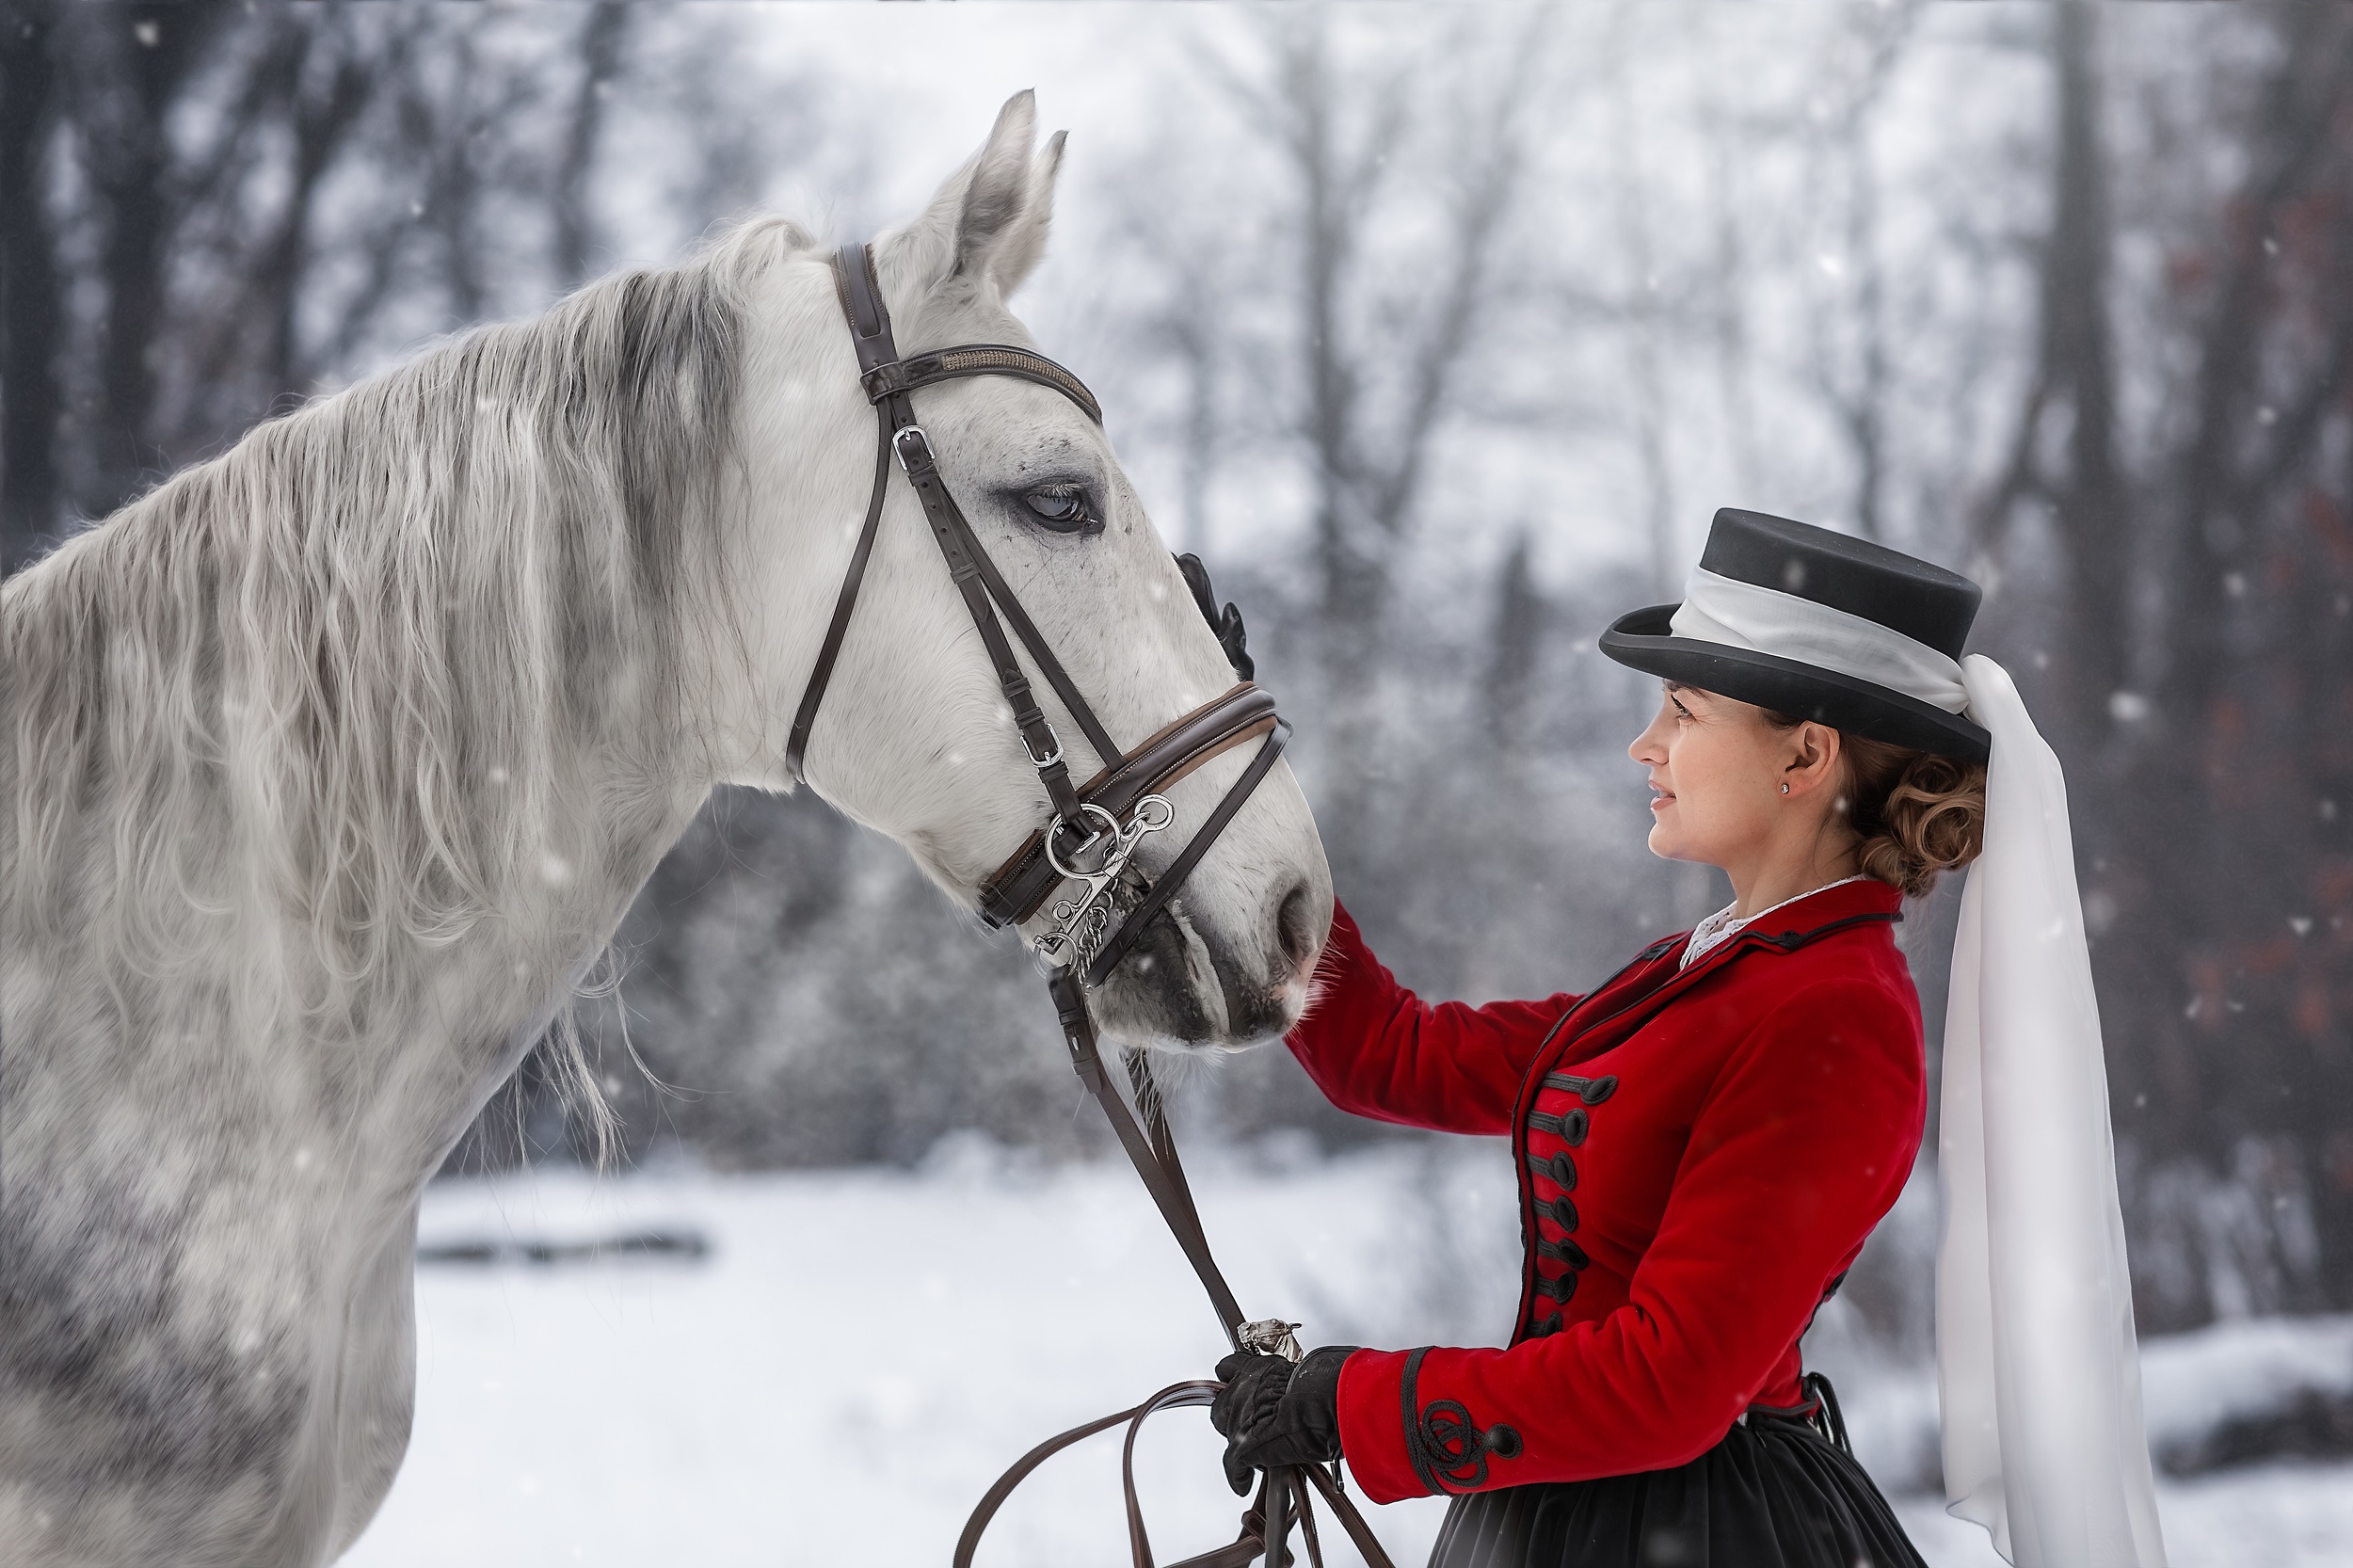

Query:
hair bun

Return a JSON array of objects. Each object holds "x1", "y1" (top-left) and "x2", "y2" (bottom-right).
[{"x1": 1848, "y1": 744, "x2": 1985, "y2": 897}]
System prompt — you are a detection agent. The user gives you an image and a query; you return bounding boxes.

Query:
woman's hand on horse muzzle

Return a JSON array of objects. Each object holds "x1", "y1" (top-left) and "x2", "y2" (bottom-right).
[{"x1": 1208, "y1": 1346, "x2": 1360, "y2": 1496}]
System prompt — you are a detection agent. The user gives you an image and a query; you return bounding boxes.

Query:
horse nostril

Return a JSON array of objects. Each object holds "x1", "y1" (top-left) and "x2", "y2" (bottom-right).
[{"x1": 1275, "y1": 882, "x2": 1318, "y2": 969}]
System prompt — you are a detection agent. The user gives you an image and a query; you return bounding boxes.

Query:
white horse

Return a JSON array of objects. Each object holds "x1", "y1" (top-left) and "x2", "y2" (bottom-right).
[{"x1": 0, "y1": 93, "x2": 1332, "y2": 1568}]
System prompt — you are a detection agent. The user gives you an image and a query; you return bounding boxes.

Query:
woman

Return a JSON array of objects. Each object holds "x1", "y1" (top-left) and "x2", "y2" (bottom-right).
[{"x1": 1209, "y1": 509, "x2": 1995, "y2": 1568}]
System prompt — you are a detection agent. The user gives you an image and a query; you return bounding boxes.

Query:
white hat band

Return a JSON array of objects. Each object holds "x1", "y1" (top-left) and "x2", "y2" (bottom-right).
[{"x1": 1667, "y1": 566, "x2": 1970, "y2": 715}]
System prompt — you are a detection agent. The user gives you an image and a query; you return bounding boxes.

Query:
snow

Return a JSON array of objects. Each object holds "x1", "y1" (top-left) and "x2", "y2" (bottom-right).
[
  {"x1": 1894, "y1": 1463, "x2": 2353, "y2": 1568},
  {"x1": 1814, "y1": 1304, "x2": 2353, "y2": 1485},
  {"x1": 344, "y1": 1152, "x2": 2353, "y2": 1568},
  {"x1": 2139, "y1": 1314, "x2": 2353, "y2": 1451}
]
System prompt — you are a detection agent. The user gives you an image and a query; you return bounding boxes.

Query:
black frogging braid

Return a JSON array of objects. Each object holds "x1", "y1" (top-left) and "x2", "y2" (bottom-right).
[
  {"x1": 1540, "y1": 1072, "x2": 1619, "y2": 1105},
  {"x1": 1528, "y1": 1107, "x2": 1588, "y2": 1144},
  {"x1": 1400, "y1": 1348, "x2": 1522, "y2": 1494},
  {"x1": 1522, "y1": 1071, "x2": 1621, "y2": 1344}
]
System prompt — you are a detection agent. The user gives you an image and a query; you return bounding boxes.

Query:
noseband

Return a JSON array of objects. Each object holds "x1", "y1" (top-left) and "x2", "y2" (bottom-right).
[{"x1": 787, "y1": 244, "x2": 1391, "y2": 1568}]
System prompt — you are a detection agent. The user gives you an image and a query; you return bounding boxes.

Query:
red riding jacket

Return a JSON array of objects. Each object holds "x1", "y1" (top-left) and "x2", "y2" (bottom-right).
[{"x1": 1287, "y1": 877, "x2": 1925, "y2": 1503}]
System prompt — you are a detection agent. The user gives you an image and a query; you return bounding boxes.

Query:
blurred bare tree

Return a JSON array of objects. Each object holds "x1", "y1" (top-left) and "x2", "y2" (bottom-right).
[
  {"x1": 1232, "y1": 15, "x2": 1543, "y2": 900},
  {"x1": 2113, "y1": 4, "x2": 2353, "y2": 1325},
  {"x1": 0, "y1": 2, "x2": 659, "y2": 568},
  {"x1": 1798, "y1": 0, "x2": 1921, "y2": 547}
]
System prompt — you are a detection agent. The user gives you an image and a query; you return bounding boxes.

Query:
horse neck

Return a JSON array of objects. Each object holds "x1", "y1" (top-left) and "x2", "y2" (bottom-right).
[{"x1": 3, "y1": 300, "x2": 745, "y2": 1212}]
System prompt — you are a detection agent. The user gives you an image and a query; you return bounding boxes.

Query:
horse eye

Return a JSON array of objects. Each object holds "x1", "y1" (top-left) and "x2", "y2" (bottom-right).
[{"x1": 1021, "y1": 485, "x2": 1098, "y2": 535}]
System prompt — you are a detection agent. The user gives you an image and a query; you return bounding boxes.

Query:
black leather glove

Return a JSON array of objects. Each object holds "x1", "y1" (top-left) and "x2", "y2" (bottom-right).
[{"x1": 1208, "y1": 1346, "x2": 1360, "y2": 1496}]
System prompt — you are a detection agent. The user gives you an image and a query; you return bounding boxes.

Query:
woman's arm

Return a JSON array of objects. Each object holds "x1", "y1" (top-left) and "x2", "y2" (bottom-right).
[
  {"x1": 1331, "y1": 975, "x2": 1927, "y2": 1497},
  {"x1": 1284, "y1": 903, "x2": 1582, "y2": 1137}
]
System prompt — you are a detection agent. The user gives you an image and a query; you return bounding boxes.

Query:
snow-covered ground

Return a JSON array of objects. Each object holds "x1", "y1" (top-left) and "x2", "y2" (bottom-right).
[{"x1": 345, "y1": 1151, "x2": 2353, "y2": 1568}]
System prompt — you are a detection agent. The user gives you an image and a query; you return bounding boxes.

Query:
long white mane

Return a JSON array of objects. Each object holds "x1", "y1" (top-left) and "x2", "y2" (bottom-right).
[{"x1": 5, "y1": 219, "x2": 812, "y2": 1146}]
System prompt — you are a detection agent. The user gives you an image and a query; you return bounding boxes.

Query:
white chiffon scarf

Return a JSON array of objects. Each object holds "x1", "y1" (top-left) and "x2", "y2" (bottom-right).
[
  {"x1": 1936, "y1": 654, "x2": 2169, "y2": 1567},
  {"x1": 1670, "y1": 567, "x2": 1973, "y2": 714}
]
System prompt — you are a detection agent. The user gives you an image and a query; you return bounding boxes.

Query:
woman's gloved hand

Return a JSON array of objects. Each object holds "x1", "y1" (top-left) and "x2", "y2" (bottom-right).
[{"x1": 1208, "y1": 1345, "x2": 1361, "y2": 1496}]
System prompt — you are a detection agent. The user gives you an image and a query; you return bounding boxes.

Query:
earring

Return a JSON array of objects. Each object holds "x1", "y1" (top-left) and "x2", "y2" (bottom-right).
[{"x1": 1780, "y1": 782, "x2": 1791, "y2": 794}]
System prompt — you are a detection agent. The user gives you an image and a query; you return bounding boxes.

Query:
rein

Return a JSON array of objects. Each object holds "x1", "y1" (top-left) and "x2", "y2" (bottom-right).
[{"x1": 789, "y1": 244, "x2": 1397, "y2": 1568}]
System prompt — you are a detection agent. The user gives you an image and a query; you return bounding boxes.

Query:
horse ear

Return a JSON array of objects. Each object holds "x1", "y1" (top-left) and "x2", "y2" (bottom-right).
[
  {"x1": 990, "y1": 131, "x2": 1065, "y2": 297},
  {"x1": 881, "y1": 92, "x2": 1058, "y2": 304}
]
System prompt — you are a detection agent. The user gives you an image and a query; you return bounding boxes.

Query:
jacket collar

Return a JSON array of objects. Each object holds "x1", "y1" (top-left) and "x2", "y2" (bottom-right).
[
  {"x1": 1692, "y1": 873, "x2": 1902, "y2": 954},
  {"x1": 1544, "y1": 876, "x2": 1906, "y2": 1058}
]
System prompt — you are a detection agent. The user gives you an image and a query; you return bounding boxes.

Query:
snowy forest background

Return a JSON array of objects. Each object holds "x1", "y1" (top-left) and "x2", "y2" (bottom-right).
[{"x1": 7, "y1": 4, "x2": 2353, "y2": 1560}]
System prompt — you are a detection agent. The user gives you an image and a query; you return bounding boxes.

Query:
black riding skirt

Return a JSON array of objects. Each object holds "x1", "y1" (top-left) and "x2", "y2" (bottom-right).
[{"x1": 1421, "y1": 1409, "x2": 1927, "y2": 1568}]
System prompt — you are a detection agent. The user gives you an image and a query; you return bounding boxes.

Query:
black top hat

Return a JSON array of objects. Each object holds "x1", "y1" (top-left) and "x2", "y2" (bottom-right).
[{"x1": 1599, "y1": 509, "x2": 1991, "y2": 763}]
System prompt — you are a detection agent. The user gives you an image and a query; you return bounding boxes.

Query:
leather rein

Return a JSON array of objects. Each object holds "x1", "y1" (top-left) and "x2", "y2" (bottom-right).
[{"x1": 789, "y1": 244, "x2": 1397, "y2": 1568}]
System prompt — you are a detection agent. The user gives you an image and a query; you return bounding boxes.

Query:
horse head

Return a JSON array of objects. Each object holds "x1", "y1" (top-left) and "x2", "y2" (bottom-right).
[{"x1": 712, "y1": 92, "x2": 1333, "y2": 1048}]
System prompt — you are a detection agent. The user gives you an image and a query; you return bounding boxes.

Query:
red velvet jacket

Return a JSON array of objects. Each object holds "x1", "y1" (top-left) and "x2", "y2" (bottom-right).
[{"x1": 1287, "y1": 878, "x2": 1925, "y2": 1504}]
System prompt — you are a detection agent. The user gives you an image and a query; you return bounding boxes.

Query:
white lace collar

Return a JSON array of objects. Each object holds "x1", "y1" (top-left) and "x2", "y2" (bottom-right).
[{"x1": 1678, "y1": 875, "x2": 1871, "y2": 970}]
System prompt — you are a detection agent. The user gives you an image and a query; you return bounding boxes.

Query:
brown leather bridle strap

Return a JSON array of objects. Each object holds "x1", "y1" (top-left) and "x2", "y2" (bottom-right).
[
  {"x1": 1037, "y1": 951, "x2": 1397, "y2": 1568},
  {"x1": 950, "y1": 1401, "x2": 1140, "y2": 1568},
  {"x1": 976, "y1": 683, "x2": 1279, "y2": 928},
  {"x1": 1048, "y1": 970, "x2": 1248, "y2": 1336},
  {"x1": 952, "y1": 1377, "x2": 1392, "y2": 1568},
  {"x1": 862, "y1": 344, "x2": 1104, "y2": 424},
  {"x1": 792, "y1": 242, "x2": 1291, "y2": 968},
  {"x1": 783, "y1": 406, "x2": 892, "y2": 786},
  {"x1": 792, "y1": 244, "x2": 1109, "y2": 811},
  {"x1": 960, "y1": 506, "x2": 1124, "y2": 770},
  {"x1": 891, "y1": 415, "x2": 1091, "y2": 823},
  {"x1": 1083, "y1": 714, "x2": 1289, "y2": 987},
  {"x1": 1123, "y1": 1385, "x2": 1262, "y2": 1568}
]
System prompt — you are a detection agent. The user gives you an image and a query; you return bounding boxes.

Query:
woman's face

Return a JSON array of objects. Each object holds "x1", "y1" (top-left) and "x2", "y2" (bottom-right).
[{"x1": 1627, "y1": 682, "x2": 1797, "y2": 868}]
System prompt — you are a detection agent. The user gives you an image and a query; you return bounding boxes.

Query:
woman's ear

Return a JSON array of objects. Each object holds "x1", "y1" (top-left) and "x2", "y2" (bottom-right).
[{"x1": 1785, "y1": 721, "x2": 1843, "y2": 795}]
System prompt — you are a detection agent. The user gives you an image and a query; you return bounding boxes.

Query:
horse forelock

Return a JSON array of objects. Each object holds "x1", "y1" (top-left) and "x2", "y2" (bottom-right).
[{"x1": 3, "y1": 217, "x2": 817, "y2": 1086}]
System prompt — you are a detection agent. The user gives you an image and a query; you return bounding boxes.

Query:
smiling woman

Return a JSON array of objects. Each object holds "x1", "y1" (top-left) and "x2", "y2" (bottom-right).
[{"x1": 1212, "y1": 509, "x2": 2167, "y2": 1568}]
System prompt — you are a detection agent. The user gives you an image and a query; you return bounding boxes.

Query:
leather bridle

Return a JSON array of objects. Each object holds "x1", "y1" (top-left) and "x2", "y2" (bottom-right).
[
  {"x1": 789, "y1": 244, "x2": 1395, "y2": 1568},
  {"x1": 787, "y1": 243, "x2": 1289, "y2": 990}
]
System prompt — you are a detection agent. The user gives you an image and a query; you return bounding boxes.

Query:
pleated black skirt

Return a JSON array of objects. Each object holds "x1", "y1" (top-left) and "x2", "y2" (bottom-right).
[{"x1": 1422, "y1": 1410, "x2": 1927, "y2": 1568}]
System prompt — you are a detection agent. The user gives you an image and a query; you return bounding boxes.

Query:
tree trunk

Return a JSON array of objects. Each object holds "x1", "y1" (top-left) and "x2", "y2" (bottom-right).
[
  {"x1": 75, "y1": 4, "x2": 216, "y2": 517},
  {"x1": 1, "y1": 0, "x2": 62, "y2": 571},
  {"x1": 2045, "y1": 0, "x2": 2129, "y2": 736},
  {"x1": 554, "y1": 2, "x2": 628, "y2": 289}
]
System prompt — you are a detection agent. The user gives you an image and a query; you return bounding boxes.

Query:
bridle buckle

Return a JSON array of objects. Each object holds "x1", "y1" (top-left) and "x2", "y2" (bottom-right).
[{"x1": 891, "y1": 424, "x2": 933, "y2": 473}]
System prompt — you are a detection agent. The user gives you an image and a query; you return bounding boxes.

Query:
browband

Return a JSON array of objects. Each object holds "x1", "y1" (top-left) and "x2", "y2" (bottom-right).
[
  {"x1": 830, "y1": 248, "x2": 1101, "y2": 422},
  {"x1": 862, "y1": 347, "x2": 1103, "y2": 425}
]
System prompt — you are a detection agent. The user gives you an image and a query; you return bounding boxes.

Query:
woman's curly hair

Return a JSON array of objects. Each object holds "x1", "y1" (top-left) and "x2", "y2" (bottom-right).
[{"x1": 1766, "y1": 713, "x2": 1986, "y2": 897}]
